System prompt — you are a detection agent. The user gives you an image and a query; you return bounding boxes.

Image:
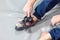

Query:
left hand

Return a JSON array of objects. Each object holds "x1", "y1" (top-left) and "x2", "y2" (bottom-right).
[{"x1": 51, "y1": 15, "x2": 60, "y2": 26}]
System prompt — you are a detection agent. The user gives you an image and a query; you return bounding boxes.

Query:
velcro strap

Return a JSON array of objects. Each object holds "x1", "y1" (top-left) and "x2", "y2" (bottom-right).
[{"x1": 23, "y1": 16, "x2": 33, "y2": 29}]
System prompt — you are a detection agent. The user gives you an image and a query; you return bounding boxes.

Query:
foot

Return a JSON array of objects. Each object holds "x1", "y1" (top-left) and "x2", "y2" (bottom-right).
[{"x1": 15, "y1": 15, "x2": 38, "y2": 31}]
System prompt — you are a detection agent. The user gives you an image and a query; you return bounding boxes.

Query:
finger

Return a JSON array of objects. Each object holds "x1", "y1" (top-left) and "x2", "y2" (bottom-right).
[
  {"x1": 27, "y1": 11, "x2": 31, "y2": 17},
  {"x1": 52, "y1": 22, "x2": 56, "y2": 26},
  {"x1": 51, "y1": 20, "x2": 56, "y2": 26},
  {"x1": 51, "y1": 20, "x2": 60, "y2": 26}
]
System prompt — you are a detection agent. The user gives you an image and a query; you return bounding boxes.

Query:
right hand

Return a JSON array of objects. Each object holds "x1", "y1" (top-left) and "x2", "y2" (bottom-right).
[
  {"x1": 23, "y1": 3, "x2": 33, "y2": 17},
  {"x1": 51, "y1": 15, "x2": 60, "y2": 26}
]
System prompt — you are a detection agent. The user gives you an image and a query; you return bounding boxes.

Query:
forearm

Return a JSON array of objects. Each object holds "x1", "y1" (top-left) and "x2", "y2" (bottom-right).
[{"x1": 27, "y1": 0, "x2": 36, "y2": 6}]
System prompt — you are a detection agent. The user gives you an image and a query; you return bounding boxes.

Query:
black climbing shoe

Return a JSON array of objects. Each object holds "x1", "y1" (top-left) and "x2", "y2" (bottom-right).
[{"x1": 15, "y1": 16, "x2": 37, "y2": 31}]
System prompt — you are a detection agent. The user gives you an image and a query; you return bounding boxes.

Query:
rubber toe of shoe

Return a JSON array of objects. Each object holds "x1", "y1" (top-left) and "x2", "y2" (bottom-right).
[
  {"x1": 15, "y1": 23, "x2": 25, "y2": 31},
  {"x1": 15, "y1": 26, "x2": 25, "y2": 31}
]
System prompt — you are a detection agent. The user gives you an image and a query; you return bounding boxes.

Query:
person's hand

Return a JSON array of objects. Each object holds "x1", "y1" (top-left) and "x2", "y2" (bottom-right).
[
  {"x1": 51, "y1": 15, "x2": 60, "y2": 26},
  {"x1": 23, "y1": 3, "x2": 33, "y2": 17}
]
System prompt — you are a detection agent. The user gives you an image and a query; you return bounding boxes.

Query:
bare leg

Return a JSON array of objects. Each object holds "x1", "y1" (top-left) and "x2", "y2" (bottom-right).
[{"x1": 39, "y1": 32, "x2": 52, "y2": 40}]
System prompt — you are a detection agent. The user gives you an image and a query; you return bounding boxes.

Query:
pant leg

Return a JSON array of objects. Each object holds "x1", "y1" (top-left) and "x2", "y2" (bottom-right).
[
  {"x1": 49, "y1": 28, "x2": 60, "y2": 40},
  {"x1": 33, "y1": 0, "x2": 60, "y2": 19}
]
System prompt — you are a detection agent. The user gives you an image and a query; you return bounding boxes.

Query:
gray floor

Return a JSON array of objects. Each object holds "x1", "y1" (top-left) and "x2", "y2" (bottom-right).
[{"x1": 0, "y1": 7, "x2": 60, "y2": 40}]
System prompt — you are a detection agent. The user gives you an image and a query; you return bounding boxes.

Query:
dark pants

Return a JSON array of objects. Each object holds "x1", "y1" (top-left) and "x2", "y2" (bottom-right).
[
  {"x1": 49, "y1": 28, "x2": 60, "y2": 40},
  {"x1": 33, "y1": 0, "x2": 60, "y2": 19}
]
